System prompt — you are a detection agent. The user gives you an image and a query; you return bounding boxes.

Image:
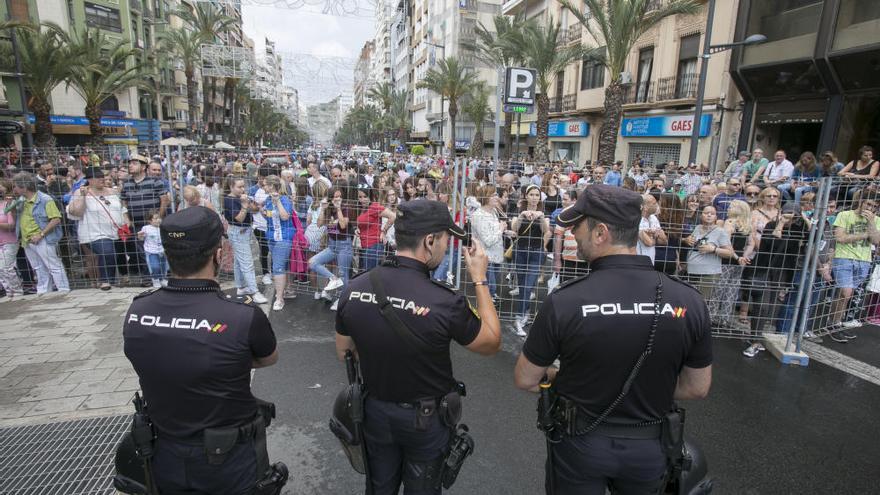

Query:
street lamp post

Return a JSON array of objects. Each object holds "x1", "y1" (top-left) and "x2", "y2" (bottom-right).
[{"x1": 689, "y1": 0, "x2": 766, "y2": 169}]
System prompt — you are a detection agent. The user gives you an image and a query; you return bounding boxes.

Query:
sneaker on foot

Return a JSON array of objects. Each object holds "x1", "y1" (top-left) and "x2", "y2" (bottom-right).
[
  {"x1": 314, "y1": 291, "x2": 322, "y2": 300},
  {"x1": 151, "y1": 280, "x2": 162, "y2": 288},
  {"x1": 514, "y1": 317, "x2": 527, "y2": 337},
  {"x1": 841, "y1": 319, "x2": 862, "y2": 329},
  {"x1": 330, "y1": 299, "x2": 338, "y2": 311},
  {"x1": 324, "y1": 277, "x2": 344, "y2": 292},
  {"x1": 236, "y1": 288, "x2": 248, "y2": 296},
  {"x1": 530, "y1": 292, "x2": 536, "y2": 301},
  {"x1": 321, "y1": 290, "x2": 334, "y2": 302},
  {"x1": 509, "y1": 287, "x2": 520, "y2": 296},
  {"x1": 803, "y1": 331, "x2": 823, "y2": 343},
  {"x1": 262, "y1": 274, "x2": 272, "y2": 285},
  {"x1": 252, "y1": 292, "x2": 268, "y2": 304},
  {"x1": 742, "y1": 343, "x2": 762, "y2": 357},
  {"x1": 829, "y1": 329, "x2": 848, "y2": 343},
  {"x1": 272, "y1": 300, "x2": 284, "y2": 311}
]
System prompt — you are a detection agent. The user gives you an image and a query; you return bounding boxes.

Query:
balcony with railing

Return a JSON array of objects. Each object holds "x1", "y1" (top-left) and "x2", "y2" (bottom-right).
[
  {"x1": 623, "y1": 73, "x2": 700, "y2": 105},
  {"x1": 562, "y1": 94, "x2": 577, "y2": 111},
  {"x1": 564, "y1": 27, "x2": 581, "y2": 45},
  {"x1": 549, "y1": 95, "x2": 563, "y2": 113}
]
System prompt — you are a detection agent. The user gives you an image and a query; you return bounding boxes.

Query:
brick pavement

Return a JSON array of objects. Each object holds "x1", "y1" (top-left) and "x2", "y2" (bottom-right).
[{"x1": 0, "y1": 288, "x2": 144, "y2": 426}]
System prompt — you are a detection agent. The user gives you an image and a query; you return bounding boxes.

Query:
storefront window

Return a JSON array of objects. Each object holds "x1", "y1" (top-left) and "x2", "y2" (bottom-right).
[
  {"x1": 836, "y1": 95, "x2": 880, "y2": 164},
  {"x1": 830, "y1": 48, "x2": 880, "y2": 92},
  {"x1": 742, "y1": 0, "x2": 823, "y2": 66}
]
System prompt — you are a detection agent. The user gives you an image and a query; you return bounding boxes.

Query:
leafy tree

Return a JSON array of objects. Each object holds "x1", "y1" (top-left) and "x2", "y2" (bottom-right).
[
  {"x1": 560, "y1": 0, "x2": 701, "y2": 164},
  {"x1": 462, "y1": 82, "x2": 492, "y2": 157},
  {"x1": 416, "y1": 57, "x2": 477, "y2": 157},
  {"x1": 508, "y1": 18, "x2": 595, "y2": 162},
  {"x1": 158, "y1": 28, "x2": 202, "y2": 137},
  {"x1": 53, "y1": 26, "x2": 147, "y2": 147}
]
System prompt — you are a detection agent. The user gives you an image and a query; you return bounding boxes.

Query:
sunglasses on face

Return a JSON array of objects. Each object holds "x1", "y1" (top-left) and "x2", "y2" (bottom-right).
[
  {"x1": 765, "y1": 194, "x2": 779, "y2": 198},
  {"x1": 728, "y1": 183, "x2": 741, "y2": 187},
  {"x1": 746, "y1": 192, "x2": 759, "y2": 197}
]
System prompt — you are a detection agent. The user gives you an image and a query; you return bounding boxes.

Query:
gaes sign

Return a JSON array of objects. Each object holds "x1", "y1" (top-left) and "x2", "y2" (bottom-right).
[{"x1": 504, "y1": 67, "x2": 537, "y2": 106}]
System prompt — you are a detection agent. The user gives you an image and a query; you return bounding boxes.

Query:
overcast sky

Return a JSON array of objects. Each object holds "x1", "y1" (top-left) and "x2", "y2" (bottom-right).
[{"x1": 242, "y1": 4, "x2": 375, "y2": 107}]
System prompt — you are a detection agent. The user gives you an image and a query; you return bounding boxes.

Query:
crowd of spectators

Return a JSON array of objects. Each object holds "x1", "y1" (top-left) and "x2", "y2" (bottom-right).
[{"x1": 0, "y1": 144, "x2": 878, "y2": 357}]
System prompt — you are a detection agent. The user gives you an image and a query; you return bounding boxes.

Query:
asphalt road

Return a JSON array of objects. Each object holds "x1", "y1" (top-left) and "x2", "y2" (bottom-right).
[{"x1": 254, "y1": 296, "x2": 880, "y2": 495}]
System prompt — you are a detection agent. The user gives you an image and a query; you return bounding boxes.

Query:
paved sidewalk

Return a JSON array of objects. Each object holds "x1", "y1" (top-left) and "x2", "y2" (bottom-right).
[{"x1": 0, "y1": 288, "x2": 143, "y2": 427}]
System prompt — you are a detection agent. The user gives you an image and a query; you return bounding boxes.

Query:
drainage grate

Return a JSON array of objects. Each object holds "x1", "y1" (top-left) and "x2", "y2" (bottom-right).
[{"x1": 0, "y1": 415, "x2": 130, "y2": 495}]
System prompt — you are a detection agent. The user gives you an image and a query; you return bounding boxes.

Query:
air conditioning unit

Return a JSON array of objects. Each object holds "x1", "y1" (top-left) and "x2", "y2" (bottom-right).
[{"x1": 619, "y1": 71, "x2": 633, "y2": 84}]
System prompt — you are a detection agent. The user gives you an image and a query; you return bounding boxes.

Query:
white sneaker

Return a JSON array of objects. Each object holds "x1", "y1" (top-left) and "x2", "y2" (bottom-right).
[
  {"x1": 252, "y1": 292, "x2": 268, "y2": 304},
  {"x1": 321, "y1": 290, "x2": 334, "y2": 302},
  {"x1": 272, "y1": 300, "x2": 284, "y2": 311},
  {"x1": 530, "y1": 292, "x2": 536, "y2": 300},
  {"x1": 330, "y1": 299, "x2": 338, "y2": 311},
  {"x1": 314, "y1": 291, "x2": 322, "y2": 300},
  {"x1": 514, "y1": 316, "x2": 527, "y2": 337},
  {"x1": 324, "y1": 277, "x2": 344, "y2": 292},
  {"x1": 509, "y1": 287, "x2": 520, "y2": 296},
  {"x1": 161, "y1": 280, "x2": 168, "y2": 287},
  {"x1": 262, "y1": 274, "x2": 272, "y2": 285},
  {"x1": 841, "y1": 319, "x2": 862, "y2": 329},
  {"x1": 151, "y1": 280, "x2": 162, "y2": 288},
  {"x1": 236, "y1": 288, "x2": 248, "y2": 296}
]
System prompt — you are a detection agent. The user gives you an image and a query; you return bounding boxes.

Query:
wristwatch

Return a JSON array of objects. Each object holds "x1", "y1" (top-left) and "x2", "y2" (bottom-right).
[{"x1": 473, "y1": 280, "x2": 489, "y2": 286}]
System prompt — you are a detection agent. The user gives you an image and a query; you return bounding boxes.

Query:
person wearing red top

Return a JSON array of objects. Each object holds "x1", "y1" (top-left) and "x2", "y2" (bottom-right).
[{"x1": 355, "y1": 187, "x2": 396, "y2": 271}]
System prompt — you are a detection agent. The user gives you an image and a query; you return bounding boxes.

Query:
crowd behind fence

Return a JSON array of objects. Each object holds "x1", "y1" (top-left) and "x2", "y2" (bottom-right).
[{"x1": 1, "y1": 145, "x2": 878, "y2": 357}]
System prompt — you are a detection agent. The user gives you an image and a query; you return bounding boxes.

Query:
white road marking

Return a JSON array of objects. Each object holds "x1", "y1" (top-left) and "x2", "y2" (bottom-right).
[{"x1": 801, "y1": 342, "x2": 880, "y2": 387}]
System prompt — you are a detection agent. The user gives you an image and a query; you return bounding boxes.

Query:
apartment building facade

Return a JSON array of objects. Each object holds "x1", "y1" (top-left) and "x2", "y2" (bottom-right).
[{"x1": 503, "y1": 0, "x2": 745, "y2": 169}]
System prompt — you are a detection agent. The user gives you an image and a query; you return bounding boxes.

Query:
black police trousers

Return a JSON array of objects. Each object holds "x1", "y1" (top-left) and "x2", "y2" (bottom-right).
[
  {"x1": 151, "y1": 435, "x2": 257, "y2": 495},
  {"x1": 548, "y1": 434, "x2": 667, "y2": 495},
  {"x1": 363, "y1": 397, "x2": 451, "y2": 495}
]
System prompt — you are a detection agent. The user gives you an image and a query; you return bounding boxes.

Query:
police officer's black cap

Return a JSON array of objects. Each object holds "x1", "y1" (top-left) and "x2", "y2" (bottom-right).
[
  {"x1": 556, "y1": 184, "x2": 643, "y2": 228},
  {"x1": 160, "y1": 206, "x2": 224, "y2": 254},
  {"x1": 395, "y1": 200, "x2": 467, "y2": 239}
]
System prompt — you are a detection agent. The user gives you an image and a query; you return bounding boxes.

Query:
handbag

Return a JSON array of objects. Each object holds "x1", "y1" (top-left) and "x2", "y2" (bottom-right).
[
  {"x1": 90, "y1": 191, "x2": 130, "y2": 241},
  {"x1": 505, "y1": 218, "x2": 536, "y2": 260}
]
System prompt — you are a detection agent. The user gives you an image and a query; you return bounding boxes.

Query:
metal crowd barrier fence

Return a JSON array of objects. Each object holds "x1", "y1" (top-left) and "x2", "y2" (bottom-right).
[{"x1": 1, "y1": 158, "x2": 878, "y2": 352}]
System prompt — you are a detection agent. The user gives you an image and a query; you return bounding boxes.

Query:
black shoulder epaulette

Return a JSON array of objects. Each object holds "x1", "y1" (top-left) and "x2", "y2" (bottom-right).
[
  {"x1": 431, "y1": 279, "x2": 457, "y2": 293},
  {"x1": 218, "y1": 292, "x2": 257, "y2": 307},
  {"x1": 666, "y1": 274, "x2": 701, "y2": 295},
  {"x1": 552, "y1": 272, "x2": 591, "y2": 293},
  {"x1": 133, "y1": 287, "x2": 160, "y2": 300}
]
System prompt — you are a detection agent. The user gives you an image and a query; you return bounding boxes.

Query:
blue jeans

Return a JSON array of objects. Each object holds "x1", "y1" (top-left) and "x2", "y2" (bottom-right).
[
  {"x1": 310, "y1": 238, "x2": 353, "y2": 285},
  {"x1": 777, "y1": 182, "x2": 793, "y2": 201},
  {"x1": 515, "y1": 247, "x2": 544, "y2": 316},
  {"x1": 487, "y1": 262, "x2": 500, "y2": 298},
  {"x1": 146, "y1": 253, "x2": 168, "y2": 281},
  {"x1": 268, "y1": 239, "x2": 292, "y2": 275},
  {"x1": 360, "y1": 242, "x2": 384, "y2": 272},
  {"x1": 89, "y1": 238, "x2": 117, "y2": 285},
  {"x1": 433, "y1": 247, "x2": 458, "y2": 282},
  {"x1": 227, "y1": 226, "x2": 258, "y2": 293}
]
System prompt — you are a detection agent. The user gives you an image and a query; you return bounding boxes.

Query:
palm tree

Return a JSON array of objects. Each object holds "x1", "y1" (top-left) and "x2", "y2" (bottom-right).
[
  {"x1": 509, "y1": 19, "x2": 595, "y2": 163},
  {"x1": 388, "y1": 89, "x2": 411, "y2": 147},
  {"x1": 469, "y1": 14, "x2": 527, "y2": 159},
  {"x1": 560, "y1": 0, "x2": 701, "y2": 164},
  {"x1": 462, "y1": 82, "x2": 492, "y2": 157},
  {"x1": 158, "y1": 28, "x2": 202, "y2": 137},
  {"x1": 417, "y1": 57, "x2": 477, "y2": 157},
  {"x1": 54, "y1": 26, "x2": 147, "y2": 147},
  {"x1": 8, "y1": 24, "x2": 68, "y2": 148},
  {"x1": 175, "y1": 3, "x2": 234, "y2": 141},
  {"x1": 367, "y1": 82, "x2": 395, "y2": 150}
]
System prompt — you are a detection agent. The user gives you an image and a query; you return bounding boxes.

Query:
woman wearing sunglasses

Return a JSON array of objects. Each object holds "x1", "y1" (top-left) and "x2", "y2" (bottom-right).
[{"x1": 67, "y1": 169, "x2": 130, "y2": 290}]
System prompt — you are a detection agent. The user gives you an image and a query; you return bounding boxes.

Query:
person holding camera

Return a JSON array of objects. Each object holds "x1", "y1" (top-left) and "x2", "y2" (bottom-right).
[
  {"x1": 335, "y1": 200, "x2": 501, "y2": 494},
  {"x1": 514, "y1": 185, "x2": 713, "y2": 495},
  {"x1": 683, "y1": 205, "x2": 733, "y2": 301}
]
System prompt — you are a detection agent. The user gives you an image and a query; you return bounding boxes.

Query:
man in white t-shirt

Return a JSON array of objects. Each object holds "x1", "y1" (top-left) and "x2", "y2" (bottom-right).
[
  {"x1": 636, "y1": 194, "x2": 666, "y2": 264},
  {"x1": 756, "y1": 150, "x2": 794, "y2": 188},
  {"x1": 306, "y1": 161, "x2": 331, "y2": 193}
]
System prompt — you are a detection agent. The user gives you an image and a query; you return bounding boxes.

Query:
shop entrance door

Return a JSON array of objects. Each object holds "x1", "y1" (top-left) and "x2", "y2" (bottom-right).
[{"x1": 777, "y1": 123, "x2": 822, "y2": 160}]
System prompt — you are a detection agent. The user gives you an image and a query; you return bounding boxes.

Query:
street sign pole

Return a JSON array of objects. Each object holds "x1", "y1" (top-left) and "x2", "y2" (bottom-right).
[{"x1": 493, "y1": 67, "x2": 502, "y2": 178}]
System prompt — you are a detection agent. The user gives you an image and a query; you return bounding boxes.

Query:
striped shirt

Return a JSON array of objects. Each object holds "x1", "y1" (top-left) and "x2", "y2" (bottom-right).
[{"x1": 121, "y1": 176, "x2": 166, "y2": 221}]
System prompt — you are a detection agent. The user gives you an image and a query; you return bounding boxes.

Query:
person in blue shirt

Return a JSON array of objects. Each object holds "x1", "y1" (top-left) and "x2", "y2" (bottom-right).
[
  {"x1": 789, "y1": 151, "x2": 823, "y2": 206},
  {"x1": 261, "y1": 175, "x2": 295, "y2": 311},
  {"x1": 712, "y1": 177, "x2": 746, "y2": 220},
  {"x1": 604, "y1": 162, "x2": 623, "y2": 187}
]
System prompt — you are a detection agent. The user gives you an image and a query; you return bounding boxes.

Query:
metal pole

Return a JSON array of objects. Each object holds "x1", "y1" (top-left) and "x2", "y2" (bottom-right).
[
  {"x1": 515, "y1": 112, "x2": 521, "y2": 160},
  {"x1": 165, "y1": 144, "x2": 175, "y2": 212},
  {"x1": 446, "y1": 158, "x2": 459, "y2": 281},
  {"x1": 5, "y1": 0, "x2": 33, "y2": 150},
  {"x1": 688, "y1": 0, "x2": 715, "y2": 167},
  {"x1": 455, "y1": 156, "x2": 467, "y2": 290},
  {"x1": 440, "y1": 96, "x2": 445, "y2": 158},
  {"x1": 176, "y1": 144, "x2": 184, "y2": 209},
  {"x1": 493, "y1": 67, "x2": 503, "y2": 180},
  {"x1": 792, "y1": 177, "x2": 832, "y2": 353},
  {"x1": 783, "y1": 178, "x2": 825, "y2": 352}
]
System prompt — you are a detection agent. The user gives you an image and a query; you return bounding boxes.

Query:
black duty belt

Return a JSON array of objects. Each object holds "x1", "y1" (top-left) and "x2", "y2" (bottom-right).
[
  {"x1": 162, "y1": 417, "x2": 261, "y2": 445},
  {"x1": 591, "y1": 422, "x2": 662, "y2": 440}
]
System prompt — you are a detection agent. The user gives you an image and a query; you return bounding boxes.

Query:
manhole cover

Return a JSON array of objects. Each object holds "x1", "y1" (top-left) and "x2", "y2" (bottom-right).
[{"x1": 0, "y1": 415, "x2": 129, "y2": 494}]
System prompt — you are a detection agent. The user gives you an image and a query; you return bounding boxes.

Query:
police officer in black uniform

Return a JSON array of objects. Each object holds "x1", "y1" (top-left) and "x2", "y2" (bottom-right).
[
  {"x1": 335, "y1": 200, "x2": 502, "y2": 494},
  {"x1": 123, "y1": 206, "x2": 284, "y2": 494},
  {"x1": 514, "y1": 185, "x2": 713, "y2": 494}
]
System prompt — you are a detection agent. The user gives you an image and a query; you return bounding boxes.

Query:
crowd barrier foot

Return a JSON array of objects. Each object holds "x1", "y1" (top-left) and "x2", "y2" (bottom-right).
[{"x1": 763, "y1": 333, "x2": 810, "y2": 367}]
